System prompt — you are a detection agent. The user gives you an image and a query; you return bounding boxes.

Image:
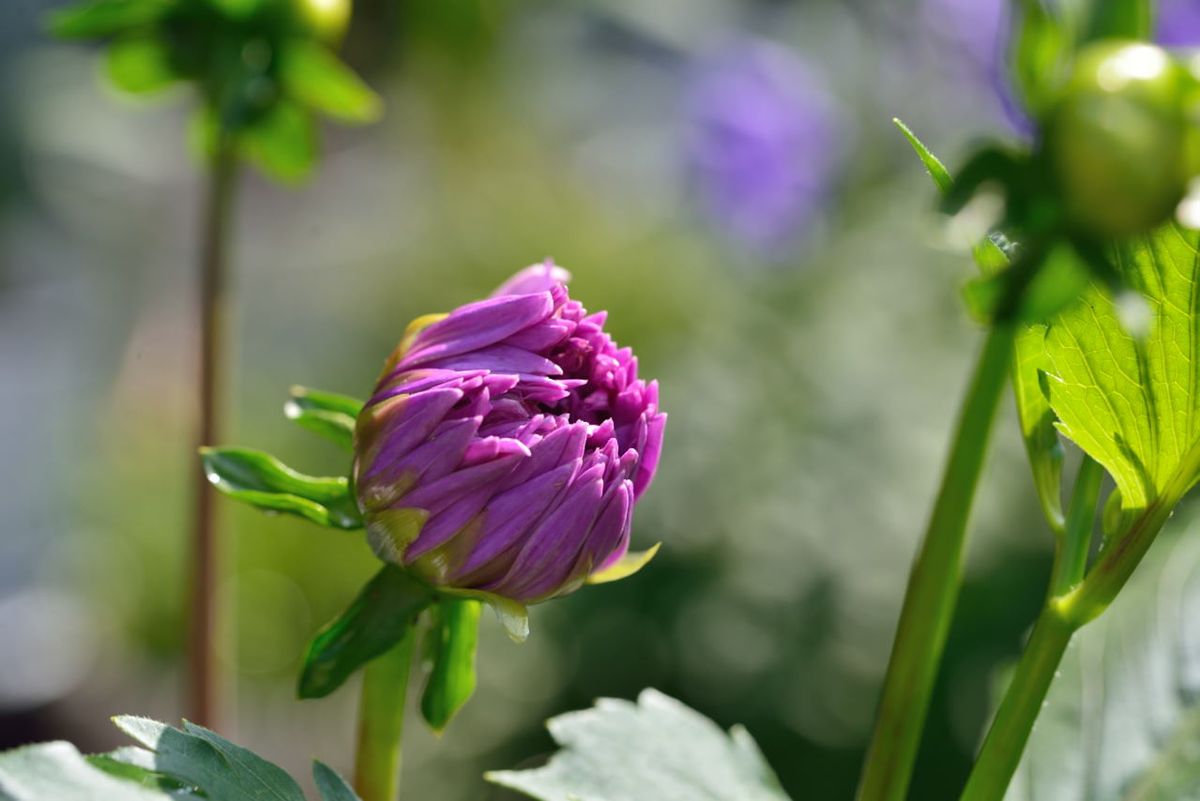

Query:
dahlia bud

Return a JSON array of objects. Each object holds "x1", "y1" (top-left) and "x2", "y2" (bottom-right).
[{"x1": 353, "y1": 262, "x2": 666, "y2": 606}]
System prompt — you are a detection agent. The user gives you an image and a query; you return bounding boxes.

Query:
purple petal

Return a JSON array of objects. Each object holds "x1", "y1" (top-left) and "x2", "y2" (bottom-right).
[
  {"x1": 401, "y1": 452, "x2": 525, "y2": 516},
  {"x1": 416, "y1": 345, "x2": 563, "y2": 377},
  {"x1": 401, "y1": 293, "x2": 555, "y2": 367},
  {"x1": 498, "y1": 421, "x2": 588, "y2": 491},
  {"x1": 484, "y1": 465, "x2": 606, "y2": 600},
  {"x1": 503, "y1": 318, "x2": 575, "y2": 352},
  {"x1": 359, "y1": 387, "x2": 464, "y2": 479},
  {"x1": 634, "y1": 412, "x2": 666, "y2": 499},
  {"x1": 491, "y1": 260, "x2": 572, "y2": 297},
  {"x1": 451, "y1": 460, "x2": 579, "y2": 581}
]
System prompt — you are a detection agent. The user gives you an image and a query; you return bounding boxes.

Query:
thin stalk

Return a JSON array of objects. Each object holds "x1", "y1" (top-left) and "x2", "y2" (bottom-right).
[
  {"x1": 188, "y1": 135, "x2": 238, "y2": 728},
  {"x1": 1048, "y1": 455, "x2": 1103, "y2": 598},
  {"x1": 855, "y1": 322, "x2": 1018, "y2": 801},
  {"x1": 961, "y1": 441, "x2": 1200, "y2": 800},
  {"x1": 959, "y1": 606, "x2": 1075, "y2": 801},
  {"x1": 354, "y1": 632, "x2": 417, "y2": 801}
]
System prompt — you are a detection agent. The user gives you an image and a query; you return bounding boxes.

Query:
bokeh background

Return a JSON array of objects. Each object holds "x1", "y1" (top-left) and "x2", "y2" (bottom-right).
[{"x1": 2, "y1": 1, "x2": 1197, "y2": 799}]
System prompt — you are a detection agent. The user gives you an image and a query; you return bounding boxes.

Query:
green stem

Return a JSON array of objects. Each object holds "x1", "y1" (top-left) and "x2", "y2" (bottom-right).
[
  {"x1": 855, "y1": 322, "x2": 1017, "y2": 801},
  {"x1": 1048, "y1": 455, "x2": 1103, "y2": 599},
  {"x1": 959, "y1": 606, "x2": 1075, "y2": 801},
  {"x1": 187, "y1": 134, "x2": 238, "y2": 728},
  {"x1": 961, "y1": 441, "x2": 1200, "y2": 800},
  {"x1": 354, "y1": 631, "x2": 417, "y2": 801}
]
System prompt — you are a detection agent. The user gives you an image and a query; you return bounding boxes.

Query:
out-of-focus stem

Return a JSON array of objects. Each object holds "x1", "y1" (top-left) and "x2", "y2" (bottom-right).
[
  {"x1": 855, "y1": 321, "x2": 1017, "y2": 801},
  {"x1": 354, "y1": 632, "x2": 417, "y2": 801},
  {"x1": 188, "y1": 136, "x2": 238, "y2": 728}
]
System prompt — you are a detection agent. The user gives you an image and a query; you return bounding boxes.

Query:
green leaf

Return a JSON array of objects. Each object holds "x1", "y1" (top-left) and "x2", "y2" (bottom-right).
[
  {"x1": 200, "y1": 446, "x2": 362, "y2": 529},
  {"x1": 299, "y1": 565, "x2": 434, "y2": 698},
  {"x1": 420, "y1": 598, "x2": 481, "y2": 733},
  {"x1": 284, "y1": 386, "x2": 363, "y2": 450},
  {"x1": 313, "y1": 761, "x2": 362, "y2": 801},
  {"x1": 238, "y1": 101, "x2": 317, "y2": 184},
  {"x1": 0, "y1": 742, "x2": 176, "y2": 800},
  {"x1": 487, "y1": 689, "x2": 791, "y2": 801},
  {"x1": 1042, "y1": 225, "x2": 1200, "y2": 517},
  {"x1": 49, "y1": 0, "x2": 169, "y2": 39},
  {"x1": 1004, "y1": 511, "x2": 1200, "y2": 800},
  {"x1": 0, "y1": 718, "x2": 358, "y2": 801},
  {"x1": 112, "y1": 716, "x2": 307, "y2": 801},
  {"x1": 106, "y1": 36, "x2": 179, "y2": 94},
  {"x1": 278, "y1": 41, "x2": 382, "y2": 124}
]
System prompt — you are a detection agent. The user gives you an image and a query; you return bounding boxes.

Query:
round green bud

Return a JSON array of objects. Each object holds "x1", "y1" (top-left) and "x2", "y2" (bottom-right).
[
  {"x1": 1046, "y1": 40, "x2": 1191, "y2": 237},
  {"x1": 293, "y1": 0, "x2": 350, "y2": 44}
]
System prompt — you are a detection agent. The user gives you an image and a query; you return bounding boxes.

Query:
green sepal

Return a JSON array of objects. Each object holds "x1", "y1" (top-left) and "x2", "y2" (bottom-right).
[
  {"x1": 284, "y1": 386, "x2": 363, "y2": 450},
  {"x1": 420, "y1": 598, "x2": 481, "y2": 734},
  {"x1": 1010, "y1": 0, "x2": 1073, "y2": 118},
  {"x1": 49, "y1": 0, "x2": 169, "y2": 40},
  {"x1": 279, "y1": 40, "x2": 382, "y2": 124},
  {"x1": 200, "y1": 446, "x2": 362, "y2": 529},
  {"x1": 298, "y1": 565, "x2": 434, "y2": 699},
  {"x1": 893, "y1": 118, "x2": 951, "y2": 195},
  {"x1": 105, "y1": 35, "x2": 179, "y2": 94},
  {"x1": 238, "y1": 100, "x2": 318, "y2": 183},
  {"x1": 586, "y1": 543, "x2": 661, "y2": 585},
  {"x1": 1083, "y1": 0, "x2": 1152, "y2": 43}
]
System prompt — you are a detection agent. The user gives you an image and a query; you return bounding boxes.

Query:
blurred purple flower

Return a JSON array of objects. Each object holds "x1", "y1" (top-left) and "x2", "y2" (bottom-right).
[
  {"x1": 685, "y1": 40, "x2": 844, "y2": 257},
  {"x1": 1158, "y1": 0, "x2": 1200, "y2": 46},
  {"x1": 353, "y1": 262, "x2": 665, "y2": 605},
  {"x1": 921, "y1": 0, "x2": 1032, "y2": 134}
]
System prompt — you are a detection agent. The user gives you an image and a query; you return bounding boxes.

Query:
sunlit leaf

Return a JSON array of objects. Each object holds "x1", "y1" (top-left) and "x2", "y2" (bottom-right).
[
  {"x1": 0, "y1": 742, "x2": 175, "y2": 800},
  {"x1": 487, "y1": 689, "x2": 791, "y2": 801},
  {"x1": 106, "y1": 36, "x2": 179, "y2": 94},
  {"x1": 279, "y1": 41, "x2": 382, "y2": 124},
  {"x1": 420, "y1": 598, "x2": 481, "y2": 733},
  {"x1": 1005, "y1": 512, "x2": 1200, "y2": 800},
  {"x1": 284, "y1": 386, "x2": 363, "y2": 450},
  {"x1": 1009, "y1": 0, "x2": 1072, "y2": 118},
  {"x1": 49, "y1": 0, "x2": 169, "y2": 39},
  {"x1": 298, "y1": 565, "x2": 434, "y2": 699},
  {"x1": 1042, "y1": 225, "x2": 1200, "y2": 516},
  {"x1": 200, "y1": 446, "x2": 361, "y2": 528}
]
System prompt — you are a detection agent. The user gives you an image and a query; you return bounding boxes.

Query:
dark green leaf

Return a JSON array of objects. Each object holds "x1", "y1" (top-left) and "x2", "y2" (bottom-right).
[
  {"x1": 487, "y1": 689, "x2": 792, "y2": 801},
  {"x1": 420, "y1": 598, "x2": 481, "y2": 733},
  {"x1": 279, "y1": 41, "x2": 382, "y2": 124},
  {"x1": 88, "y1": 748, "x2": 201, "y2": 796},
  {"x1": 200, "y1": 446, "x2": 361, "y2": 529},
  {"x1": 106, "y1": 36, "x2": 179, "y2": 94},
  {"x1": 113, "y1": 716, "x2": 307, "y2": 801},
  {"x1": 299, "y1": 565, "x2": 434, "y2": 699},
  {"x1": 312, "y1": 761, "x2": 361, "y2": 801},
  {"x1": 238, "y1": 101, "x2": 317, "y2": 184},
  {"x1": 49, "y1": 0, "x2": 168, "y2": 39},
  {"x1": 284, "y1": 386, "x2": 363, "y2": 450}
]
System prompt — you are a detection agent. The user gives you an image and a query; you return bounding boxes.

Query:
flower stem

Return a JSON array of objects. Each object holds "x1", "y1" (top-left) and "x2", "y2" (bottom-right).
[
  {"x1": 188, "y1": 135, "x2": 239, "y2": 728},
  {"x1": 855, "y1": 322, "x2": 1018, "y2": 801},
  {"x1": 959, "y1": 605, "x2": 1075, "y2": 801},
  {"x1": 1047, "y1": 455, "x2": 1103, "y2": 599},
  {"x1": 355, "y1": 631, "x2": 417, "y2": 801}
]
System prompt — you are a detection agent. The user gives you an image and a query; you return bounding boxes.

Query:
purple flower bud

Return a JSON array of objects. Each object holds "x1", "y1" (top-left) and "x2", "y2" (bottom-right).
[
  {"x1": 353, "y1": 262, "x2": 666, "y2": 606},
  {"x1": 685, "y1": 40, "x2": 844, "y2": 257}
]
